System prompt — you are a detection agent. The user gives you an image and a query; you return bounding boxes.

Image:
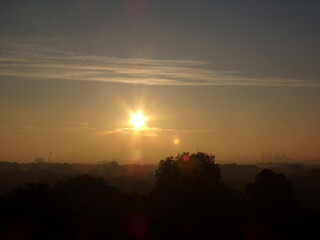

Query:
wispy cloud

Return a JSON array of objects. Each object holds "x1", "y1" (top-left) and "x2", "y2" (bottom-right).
[
  {"x1": 95, "y1": 126, "x2": 215, "y2": 137},
  {"x1": 0, "y1": 125, "x2": 36, "y2": 131},
  {"x1": 1, "y1": 37, "x2": 319, "y2": 87},
  {"x1": 58, "y1": 122, "x2": 96, "y2": 133},
  {"x1": 96, "y1": 127, "x2": 172, "y2": 137}
]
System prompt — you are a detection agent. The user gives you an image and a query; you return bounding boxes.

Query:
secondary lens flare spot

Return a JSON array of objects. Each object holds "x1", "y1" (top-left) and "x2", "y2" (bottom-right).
[
  {"x1": 173, "y1": 138, "x2": 180, "y2": 145},
  {"x1": 130, "y1": 112, "x2": 147, "y2": 129}
]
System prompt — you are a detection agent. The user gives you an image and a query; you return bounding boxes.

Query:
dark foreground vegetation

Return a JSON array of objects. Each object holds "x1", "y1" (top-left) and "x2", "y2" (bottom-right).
[{"x1": 0, "y1": 152, "x2": 319, "y2": 239}]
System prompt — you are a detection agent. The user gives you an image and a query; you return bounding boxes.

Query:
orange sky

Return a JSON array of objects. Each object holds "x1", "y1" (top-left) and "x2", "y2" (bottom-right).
[
  {"x1": 1, "y1": 79, "x2": 319, "y2": 163},
  {"x1": 1, "y1": 1, "x2": 320, "y2": 163}
]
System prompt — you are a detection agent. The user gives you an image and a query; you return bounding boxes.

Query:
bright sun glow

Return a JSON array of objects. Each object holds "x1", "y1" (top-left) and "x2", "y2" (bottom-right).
[{"x1": 130, "y1": 112, "x2": 147, "y2": 129}]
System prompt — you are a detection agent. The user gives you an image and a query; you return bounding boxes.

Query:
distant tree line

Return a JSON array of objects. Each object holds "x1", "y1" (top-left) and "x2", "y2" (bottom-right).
[{"x1": 0, "y1": 152, "x2": 319, "y2": 239}]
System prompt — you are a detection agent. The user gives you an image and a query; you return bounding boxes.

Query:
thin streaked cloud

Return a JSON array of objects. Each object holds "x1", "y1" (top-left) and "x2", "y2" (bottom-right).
[
  {"x1": 0, "y1": 125, "x2": 36, "y2": 131},
  {"x1": 95, "y1": 127, "x2": 215, "y2": 137},
  {"x1": 1, "y1": 37, "x2": 319, "y2": 87}
]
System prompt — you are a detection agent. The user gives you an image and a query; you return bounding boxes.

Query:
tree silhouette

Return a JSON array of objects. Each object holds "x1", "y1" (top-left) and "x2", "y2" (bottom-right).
[
  {"x1": 2, "y1": 157, "x2": 317, "y2": 239},
  {"x1": 151, "y1": 152, "x2": 243, "y2": 239},
  {"x1": 245, "y1": 169, "x2": 297, "y2": 239},
  {"x1": 246, "y1": 169, "x2": 296, "y2": 219},
  {"x1": 154, "y1": 152, "x2": 220, "y2": 192},
  {"x1": 54, "y1": 175, "x2": 128, "y2": 240},
  {"x1": 0, "y1": 183, "x2": 62, "y2": 240}
]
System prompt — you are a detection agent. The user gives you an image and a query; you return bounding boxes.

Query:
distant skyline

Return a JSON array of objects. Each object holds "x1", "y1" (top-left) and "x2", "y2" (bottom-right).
[{"x1": 0, "y1": 0, "x2": 319, "y2": 163}]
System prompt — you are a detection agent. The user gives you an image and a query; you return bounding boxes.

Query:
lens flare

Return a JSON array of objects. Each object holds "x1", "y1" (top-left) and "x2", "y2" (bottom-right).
[{"x1": 173, "y1": 138, "x2": 180, "y2": 145}]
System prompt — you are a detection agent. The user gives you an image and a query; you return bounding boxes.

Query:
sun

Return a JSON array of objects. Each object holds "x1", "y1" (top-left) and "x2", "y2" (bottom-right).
[{"x1": 130, "y1": 112, "x2": 147, "y2": 129}]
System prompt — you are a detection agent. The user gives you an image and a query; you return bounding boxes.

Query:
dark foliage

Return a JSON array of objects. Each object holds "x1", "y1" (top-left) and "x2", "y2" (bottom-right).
[
  {"x1": 0, "y1": 152, "x2": 319, "y2": 239},
  {"x1": 151, "y1": 152, "x2": 244, "y2": 239}
]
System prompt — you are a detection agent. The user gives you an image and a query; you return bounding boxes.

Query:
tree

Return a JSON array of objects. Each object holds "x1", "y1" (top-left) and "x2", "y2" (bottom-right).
[
  {"x1": 151, "y1": 152, "x2": 242, "y2": 239},
  {"x1": 246, "y1": 169, "x2": 296, "y2": 223},
  {"x1": 154, "y1": 152, "x2": 220, "y2": 191}
]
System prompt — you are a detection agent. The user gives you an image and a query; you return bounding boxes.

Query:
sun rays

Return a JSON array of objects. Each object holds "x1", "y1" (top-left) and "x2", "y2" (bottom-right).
[{"x1": 130, "y1": 111, "x2": 147, "y2": 130}]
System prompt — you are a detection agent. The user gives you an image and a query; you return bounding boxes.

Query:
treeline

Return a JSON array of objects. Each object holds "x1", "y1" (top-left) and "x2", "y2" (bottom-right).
[
  {"x1": 0, "y1": 152, "x2": 319, "y2": 239},
  {"x1": 0, "y1": 161, "x2": 157, "y2": 195}
]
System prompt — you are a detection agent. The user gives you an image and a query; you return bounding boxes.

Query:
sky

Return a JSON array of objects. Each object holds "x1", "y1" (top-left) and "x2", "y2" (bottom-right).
[{"x1": 0, "y1": 0, "x2": 319, "y2": 163}]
